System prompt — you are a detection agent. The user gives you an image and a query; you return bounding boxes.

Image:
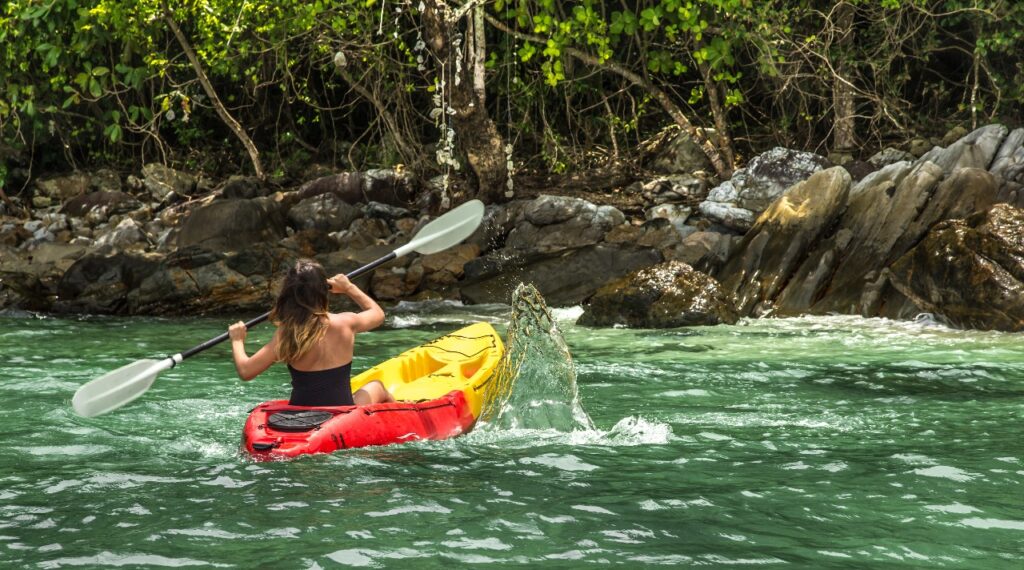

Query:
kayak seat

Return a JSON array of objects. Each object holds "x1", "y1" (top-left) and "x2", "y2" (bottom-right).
[{"x1": 268, "y1": 410, "x2": 335, "y2": 431}]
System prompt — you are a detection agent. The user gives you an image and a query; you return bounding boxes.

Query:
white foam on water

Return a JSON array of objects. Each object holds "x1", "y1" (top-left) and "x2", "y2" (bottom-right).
[
  {"x1": 520, "y1": 453, "x2": 599, "y2": 472},
  {"x1": 366, "y1": 502, "x2": 452, "y2": 518},
  {"x1": 663, "y1": 389, "x2": 712, "y2": 397},
  {"x1": 959, "y1": 518, "x2": 1024, "y2": 531},
  {"x1": 924, "y1": 502, "x2": 980, "y2": 514},
  {"x1": 441, "y1": 537, "x2": 513, "y2": 551},
  {"x1": 892, "y1": 453, "x2": 937, "y2": 466},
  {"x1": 470, "y1": 414, "x2": 673, "y2": 449},
  {"x1": 37, "y1": 552, "x2": 232, "y2": 569},
  {"x1": 12, "y1": 445, "x2": 114, "y2": 457},
  {"x1": 571, "y1": 505, "x2": 616, "y2": 515},
  {"x1": 912, "y1": 465, "x2": 977, "y2": 482}
]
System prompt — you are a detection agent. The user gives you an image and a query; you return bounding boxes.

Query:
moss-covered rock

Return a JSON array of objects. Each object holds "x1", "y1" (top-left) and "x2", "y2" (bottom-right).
[
  {"x1": 579, "y1": 261, "x2": 738, "y2": 328},
  {"x1": 888, "y1": 203, "x2": 1024, "y2": 331}
]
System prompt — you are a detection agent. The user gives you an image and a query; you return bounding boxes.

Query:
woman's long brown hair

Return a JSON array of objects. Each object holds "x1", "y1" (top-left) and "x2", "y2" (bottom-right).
[{"x1": 271, "y1": 259, "x2": 330, "y2": 363}]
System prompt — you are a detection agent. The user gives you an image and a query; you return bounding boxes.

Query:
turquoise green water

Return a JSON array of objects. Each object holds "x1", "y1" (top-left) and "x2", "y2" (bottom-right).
[{"x1": 1, "y1": 305, "x2": 1022, "y2": 568}]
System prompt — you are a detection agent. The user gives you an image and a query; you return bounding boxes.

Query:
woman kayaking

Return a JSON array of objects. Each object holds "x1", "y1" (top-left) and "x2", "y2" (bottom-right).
[{"x1": 227, "y1": 259, "x2": 394, "y2": 406}]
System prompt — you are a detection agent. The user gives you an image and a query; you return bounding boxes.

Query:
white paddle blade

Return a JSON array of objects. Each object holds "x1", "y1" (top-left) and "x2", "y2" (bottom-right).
[
  {"x1": 395, "y1": 199, "x2": 485, "y2": 257},
  {"x1": 72, "y1": 358, "x2": 173, "y2": 417}
]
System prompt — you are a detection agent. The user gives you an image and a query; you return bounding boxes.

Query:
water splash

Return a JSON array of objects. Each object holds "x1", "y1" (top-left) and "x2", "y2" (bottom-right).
[{"x1": 481, "y1": 284, "x2": 595, "y2": 431}]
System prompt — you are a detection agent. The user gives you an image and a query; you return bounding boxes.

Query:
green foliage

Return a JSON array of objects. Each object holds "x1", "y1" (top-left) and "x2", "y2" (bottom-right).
[{"x1": 0, "y1": 0, "x2": 1022, "y2": 180}]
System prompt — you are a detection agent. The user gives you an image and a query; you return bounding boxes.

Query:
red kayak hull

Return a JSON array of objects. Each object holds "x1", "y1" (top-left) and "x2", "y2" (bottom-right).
[{"x1": 241, "y1": 390, "x2": 476, "y2": 459}]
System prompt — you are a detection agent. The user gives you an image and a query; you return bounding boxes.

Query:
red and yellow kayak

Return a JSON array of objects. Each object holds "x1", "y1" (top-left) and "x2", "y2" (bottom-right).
[{"x1": 242, "y1": 322, "x2": 504, "y2": 459}]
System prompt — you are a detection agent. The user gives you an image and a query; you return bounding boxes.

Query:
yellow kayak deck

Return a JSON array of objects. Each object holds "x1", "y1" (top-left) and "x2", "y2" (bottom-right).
[{"x1": 350, "y1": 322, "x2": 504, "y2": 419}]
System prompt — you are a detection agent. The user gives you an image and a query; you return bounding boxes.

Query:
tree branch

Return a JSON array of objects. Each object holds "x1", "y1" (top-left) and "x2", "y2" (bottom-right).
[
  {"x1": 162, "y1": 2, "x2": 265, "y2": 179},
  {"x1": 484, "y1": 13, "x2": 732, "y2": 178}
]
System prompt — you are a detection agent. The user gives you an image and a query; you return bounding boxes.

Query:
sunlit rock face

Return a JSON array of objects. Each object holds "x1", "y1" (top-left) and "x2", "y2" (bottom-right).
[
  {"x1": 888, "y1": 203, "x2": 1024, "y2": 332},
  {"x1": 579, "y1": 261, "x2": 738, "y2": 328},
  {"x1": 719, "y1": 166, "x2": 852, "y2": 317},
  {"x1": 714, "y1": 125, "x2": 1017, "y2": 325}
]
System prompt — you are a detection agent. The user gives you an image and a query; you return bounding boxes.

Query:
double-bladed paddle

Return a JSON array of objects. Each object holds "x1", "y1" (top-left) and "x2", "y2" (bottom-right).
[{"x1": 71, "y1": 199, "x2": 485, "y2": 417}]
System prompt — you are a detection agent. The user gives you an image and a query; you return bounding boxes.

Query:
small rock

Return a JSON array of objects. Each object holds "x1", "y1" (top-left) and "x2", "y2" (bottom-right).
[
  {"x1": 90, "y1": 169, "x2": 122, "y2": 193},
  {"x1": 393, "y1": 217, "x2": 418, "y2": 236},
  {"x1": 141, "y1": 163, "x2": 197, "y2": 201},
  {"x1": 645, "y1": 204, "x2": 692, "y2": 236},
  {"x1": 334, "y1": 218, "x2": 390, "y2": 250},
  {"x1": 61, "y1": 191, "x2": 142, "y2": 219},
  {"x1": 523, "y1": 195, "x2": 590, "y2": 226},
  {"x1": 909, "y1": 137, "x2": 934, "y2": 158},
  {"x1": 640, "y1": 174, "x2": 708, "y2": 206},
  {"x1": 420, "y1": 243, "x2": 480, "y2": 277},
  {"x1": 644, "y1": 128, "x2": 715, "y2": 175},
  {"x1": 942, "y1": 125, "x2": 970, "y2": 147},
  {"x1": 370, "y1": 267, "x2": 415, "y2": 300},
  {"x1": 94, "y1": 218, "x2": 147, "y2": 251},
  {"x1": 868, "y1": 147, "x2": 915, "y2": 168},
  {"x1": 34, "y1": 172, "x2": 91, "y2": 201},
  {"x1": 364, "y1": 201, "x2": 411, "y2": 221},
  {"x1": 697, "y1": 201, "x2": 756, "y2": 232}
]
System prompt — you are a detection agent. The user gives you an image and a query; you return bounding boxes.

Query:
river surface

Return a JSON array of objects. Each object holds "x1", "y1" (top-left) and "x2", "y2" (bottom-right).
[{"x1": 1, "y1": 304, "x2": 1022, "y2": 568}]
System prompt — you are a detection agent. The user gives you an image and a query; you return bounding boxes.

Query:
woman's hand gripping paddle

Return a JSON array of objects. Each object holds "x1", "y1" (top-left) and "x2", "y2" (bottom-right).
[{"x1": 71, "y1": 199, "x2": 485, "y2": 417}]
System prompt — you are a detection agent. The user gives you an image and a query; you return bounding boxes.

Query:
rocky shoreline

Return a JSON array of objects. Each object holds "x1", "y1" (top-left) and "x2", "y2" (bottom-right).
[{"x1": 2, "y1": 125, "x2": 1023, "y2": 332}]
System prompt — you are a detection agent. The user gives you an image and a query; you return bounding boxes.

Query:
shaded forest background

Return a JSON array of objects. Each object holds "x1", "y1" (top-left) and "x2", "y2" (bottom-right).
[{"x1": 1, "y1": 0, "x2": 1022, "y2": 203}]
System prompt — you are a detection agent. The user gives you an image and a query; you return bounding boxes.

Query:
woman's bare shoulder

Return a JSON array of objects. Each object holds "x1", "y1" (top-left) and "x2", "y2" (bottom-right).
[{"x1": 327, "y1": 312, "x2": 359, "y2": 328}]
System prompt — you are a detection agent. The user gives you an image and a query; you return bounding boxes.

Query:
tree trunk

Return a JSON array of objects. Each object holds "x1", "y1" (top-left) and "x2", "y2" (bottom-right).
[
  {"x1": 162, "y1": 3, "x2": 265, "y2": 179},
  {"x1": 832, "y1": 1, "x2": 857, "y2": 152},
  {"x1": 697, "y1": 60, "x2": 736, "y2": 172},
  {"x1": 422, "y1": 1, "x2": 508, "y2": 204}
]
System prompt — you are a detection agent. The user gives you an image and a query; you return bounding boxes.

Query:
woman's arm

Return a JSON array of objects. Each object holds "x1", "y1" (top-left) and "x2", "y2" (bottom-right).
[
  {"x1": 229, "y1": 322, "x2": 279, "y2": 381},
  {"x1": 327, "y1": 274, "x2": 385, "y2": 332}
]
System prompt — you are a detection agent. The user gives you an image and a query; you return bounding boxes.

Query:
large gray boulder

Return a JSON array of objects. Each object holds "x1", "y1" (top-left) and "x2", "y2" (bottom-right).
[
  {"x1": 466, "y1": 201, "x2": 527, "y2": 253},
  {"x1": 806, "y1": 165, "x2": 998, "y2": 316},
  {"x1": 460, "y1": 244, "x2": 662, "y2": 306},
  {"x1": 698, "y1": 147, "x2": 831, "y2": 231},
  {"x1": 919, "y1": 124, "x2": 1007, "y2": 175},
  {"x1": 506, "y1": 195, "x2": 625, "y2": 253},
  {"x1": 286, "y1": 193, "x2": 362, "y2": 232},
  {"x1": 128, "y1": 259, "x2": 266, "y2": 315},
  {"x1": 177, "y1": 198, "x2": 287, "y2": 251},
  {"x1": 992, "y1": 127, "x2": 1024, "y2": 207},
  {"x1": 579, "y1": 261, "x2": 738, "y2": 328},
  {"x1": 53, "y1": 252, "x2": 161, "y2": 314},
  {"x1": 732, "y1": 147, "x2": 832, "y2": 211}
]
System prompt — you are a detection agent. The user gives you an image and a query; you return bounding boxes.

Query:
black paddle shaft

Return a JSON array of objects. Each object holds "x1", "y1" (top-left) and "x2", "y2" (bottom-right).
[{"x1": 174, "y1": 251, "x2": 397, "y2": 362}]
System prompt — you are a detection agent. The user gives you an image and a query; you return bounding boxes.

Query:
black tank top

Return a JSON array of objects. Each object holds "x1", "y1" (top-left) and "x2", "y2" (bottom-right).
[{"x1": 287, "y1": 362, "x2": 354, "y2": 406}]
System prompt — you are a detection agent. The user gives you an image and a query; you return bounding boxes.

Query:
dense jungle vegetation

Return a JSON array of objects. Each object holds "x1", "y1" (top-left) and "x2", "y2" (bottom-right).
[{"x1": 1, "y1": 0, "x2": 1022, "y2": 202}]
